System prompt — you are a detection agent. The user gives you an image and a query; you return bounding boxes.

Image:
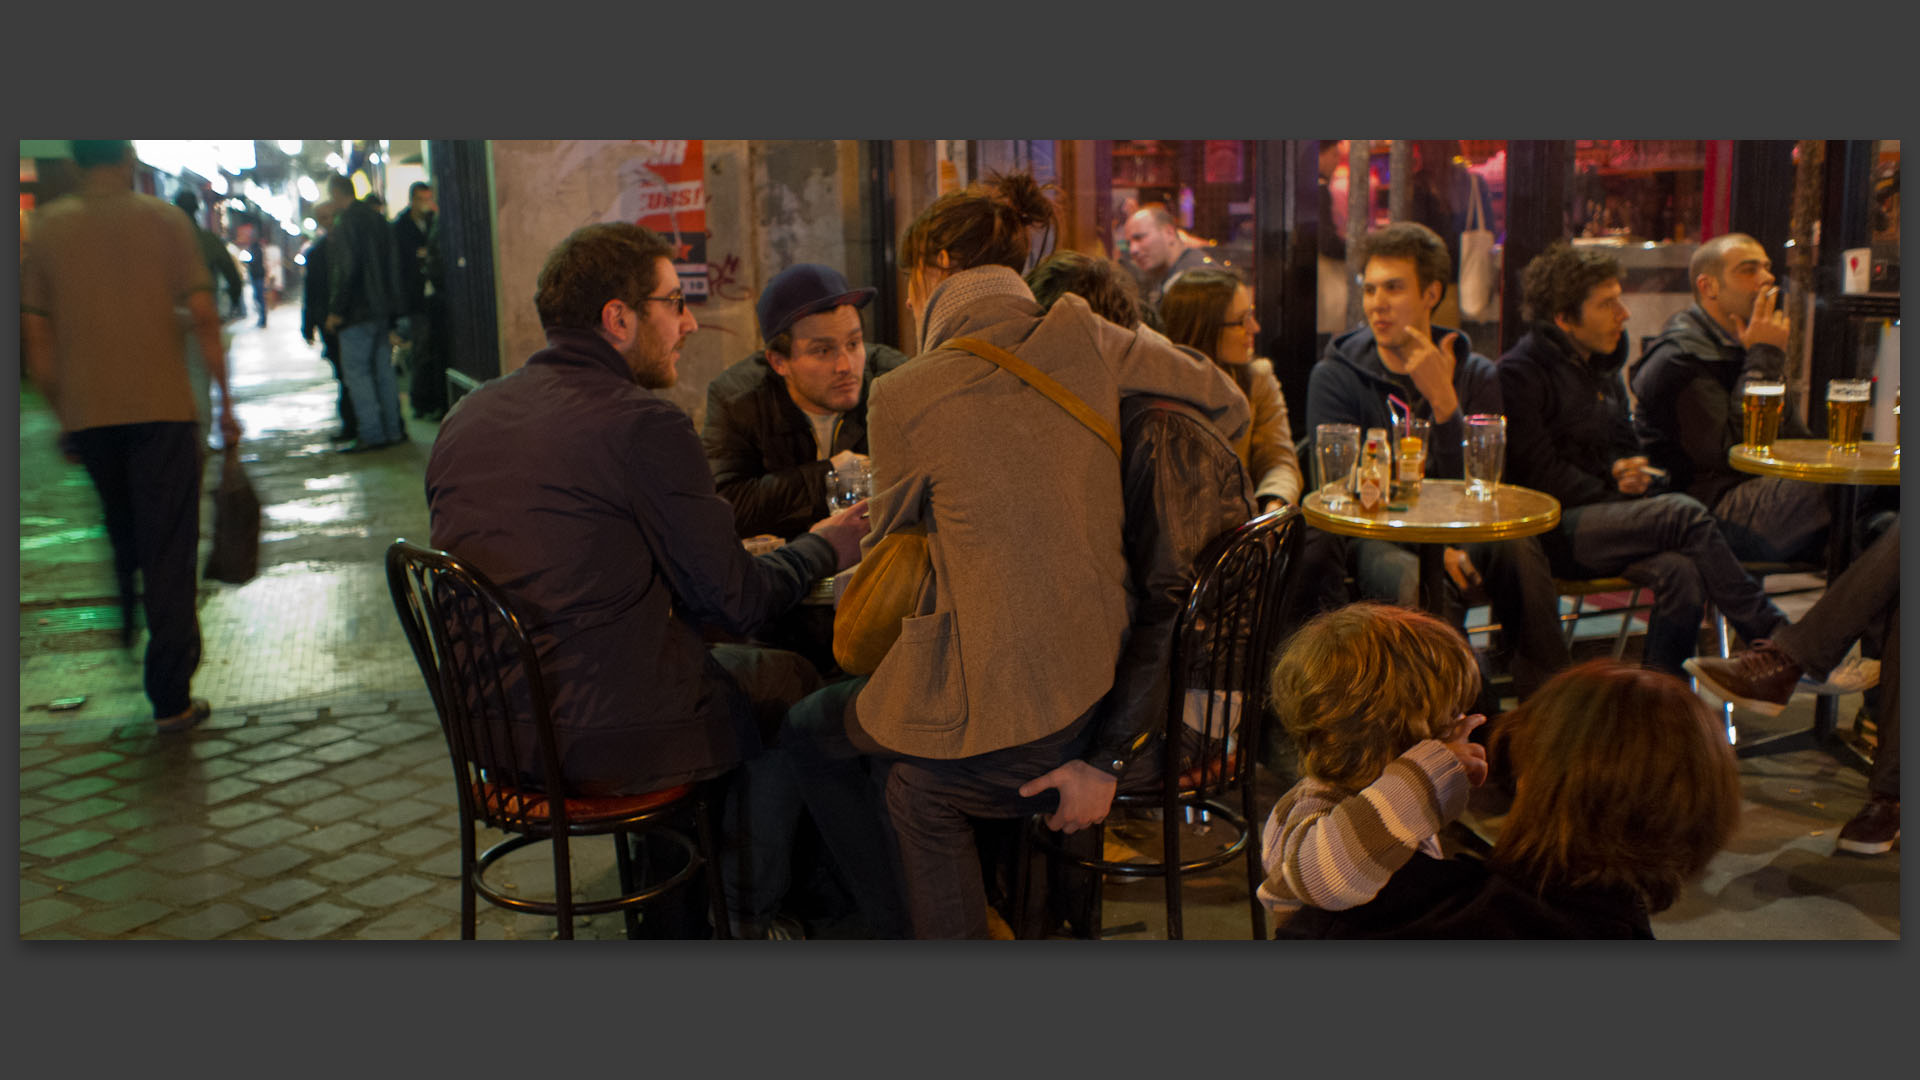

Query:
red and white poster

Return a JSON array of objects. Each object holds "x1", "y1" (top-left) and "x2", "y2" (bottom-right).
[{"x1": 614, "y1": 139, "x2": 709, "y2": 299}]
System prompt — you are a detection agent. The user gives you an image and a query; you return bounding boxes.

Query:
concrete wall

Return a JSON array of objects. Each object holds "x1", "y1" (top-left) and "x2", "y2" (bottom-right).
[{"x1": 485, "y1": 139, "x2": 871, "y2": 426}]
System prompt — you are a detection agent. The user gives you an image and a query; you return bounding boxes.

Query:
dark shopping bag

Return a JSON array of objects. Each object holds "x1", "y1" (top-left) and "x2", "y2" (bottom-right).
[{"x1": 205, "y1": 444, "x2": 261, "y2": 584}]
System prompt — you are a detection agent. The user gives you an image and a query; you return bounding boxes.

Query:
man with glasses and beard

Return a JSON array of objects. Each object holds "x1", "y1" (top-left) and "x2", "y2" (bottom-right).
[{"x1": 426, "y1": 223, "x2": 869, "y2": 937}]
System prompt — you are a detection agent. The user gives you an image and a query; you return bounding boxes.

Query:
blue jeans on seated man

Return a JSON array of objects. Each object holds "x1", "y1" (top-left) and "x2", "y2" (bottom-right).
[
  {"x1": 783, "y1": 677, "x2": 1093, "y2": 938},
  {"x1": 1550, "y1": 493, "x2": 1786, "y2": 676},
  {"x1": 779, "y1": 677, "x2": 912, "y2": 939},
  {"x1": 1353, "y1": 536, "x2": 1570, "y2": 702},
  {"x1": 337, "y1": 320, "x2": 404, "y2": 445},
  {"x1": 701, "y1": 644, "x2": 827, "y2": 939}
]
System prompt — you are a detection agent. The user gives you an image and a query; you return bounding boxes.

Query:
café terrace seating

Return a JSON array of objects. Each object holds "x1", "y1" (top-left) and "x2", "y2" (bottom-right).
[
  {"x1": 387, "y1": 540, "x2": 729, "y2": 940},
  {"x1": 1014, "y1": 506, "x2": 1305, "y2": 940}
]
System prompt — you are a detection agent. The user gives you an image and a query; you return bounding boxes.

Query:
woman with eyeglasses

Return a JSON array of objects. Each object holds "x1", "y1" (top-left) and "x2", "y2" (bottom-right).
[{"x1": 1161, "y1": 269, "x2": 1302, "y2": 512}]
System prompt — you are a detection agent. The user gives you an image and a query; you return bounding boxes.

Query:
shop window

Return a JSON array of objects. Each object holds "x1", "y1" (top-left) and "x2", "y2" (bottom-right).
[
  {"x1": 1103, "y1": 139, "x2": 1258, "y2": 292},
  {"x1": 1319, "y1": 140, "x2": 1509, "y2": 358},
  {"x1": 1569, "y1": 140, "x2": 1709, "y2": 377}
]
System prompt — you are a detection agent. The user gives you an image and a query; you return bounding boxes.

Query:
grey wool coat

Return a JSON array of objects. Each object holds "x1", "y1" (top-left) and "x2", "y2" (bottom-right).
[{"x1": 854, "y1": 266, "x2": 1250, "y2": 759}]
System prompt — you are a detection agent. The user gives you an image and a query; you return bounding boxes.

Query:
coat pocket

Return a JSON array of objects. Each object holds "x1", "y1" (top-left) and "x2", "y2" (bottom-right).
[{"x1": 890, "y1": 609, "x2": 967, "y2": 732}]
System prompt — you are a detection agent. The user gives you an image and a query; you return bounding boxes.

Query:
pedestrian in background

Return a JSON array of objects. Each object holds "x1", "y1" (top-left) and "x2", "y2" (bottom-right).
[{"x1": 21, "y1": 139, "x2": 243, "y2": 732}]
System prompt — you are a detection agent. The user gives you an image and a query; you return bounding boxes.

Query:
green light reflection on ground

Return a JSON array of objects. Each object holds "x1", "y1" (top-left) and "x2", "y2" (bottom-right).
[{"x1": 20, "y1": 526, "x2": 106, "y2": 551}]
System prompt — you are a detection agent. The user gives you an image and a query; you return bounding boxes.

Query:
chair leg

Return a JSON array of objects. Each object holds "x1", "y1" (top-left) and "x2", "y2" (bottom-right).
[
  {"x1": 1242, "y1": 777, "x2": 1268, "y2": 941},
  {"x1": 1610, "y1": 588, "x2": 1642, "y2": 660},
  {"x1": 459, "y1": 817, "x2": 478, "y2": 940},
  {"x1": 696, "y1": 788, "x2": 731, "y2": 940},
  {"x1": 1163, "y1": 789, "x2": 1184, "y2": 940},
  {"x1": 1085, "y1": 822, "x2": 1107, "y2": 940},
  {"x1": 1010, "y1": 818, "x2": 1034, "y2": 939},
  {"x1": 553, "y1": 831, "x2": 575, "y2": 940},
  {"x1": 1562, "y1": 593, "x2": 1583, "y2": 650},
  {"x1": 613, "y1": 829, "x2": 642, "y2": 940},
  {"x1": 1711, "y1": 605, "x2": 1737, "y2": 746}
]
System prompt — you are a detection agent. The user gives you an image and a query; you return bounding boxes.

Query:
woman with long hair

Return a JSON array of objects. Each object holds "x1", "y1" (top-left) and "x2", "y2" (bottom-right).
[
  {"x1": 1161, "y1": 268, "x2": 1302, "y2": 511},
  {"x1": 1275, "y1": 659, "x2": 1742, "y2": 938},
  {"x1": 788, "y1": 173, "x2": 1249, "y2": 938}
]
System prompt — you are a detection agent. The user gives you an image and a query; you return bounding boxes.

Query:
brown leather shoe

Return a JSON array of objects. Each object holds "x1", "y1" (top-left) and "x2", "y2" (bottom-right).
[
  {"x1": 1683, "y1": 640, "x2": 1803, "y2": 717},
  {"x1": 1836, "y1": 797, "x2": 1899, "y2": 855}
]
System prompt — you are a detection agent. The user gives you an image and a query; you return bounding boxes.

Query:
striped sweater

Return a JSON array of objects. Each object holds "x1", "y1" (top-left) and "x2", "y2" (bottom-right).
[{"x1": 1258, "y1": 739, "x2": 1470, "y2": 919}]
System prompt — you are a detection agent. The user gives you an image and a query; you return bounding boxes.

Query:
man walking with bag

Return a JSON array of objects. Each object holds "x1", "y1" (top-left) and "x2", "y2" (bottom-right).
[{"x1": 22, "y1": 140, "x2": 242, "y2": 732}]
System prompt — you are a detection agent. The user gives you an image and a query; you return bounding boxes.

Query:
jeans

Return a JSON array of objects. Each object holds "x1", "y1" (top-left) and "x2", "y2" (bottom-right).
[
  {"x1": 338, "y1": 320, "x2": 404, "y2": 445},
  {"x1": 880, "y1": 709, "x2": 1090, "y2": 939},
  {"x1": 404, "y1": 307, "x2": 448, "y2": 417},
  {"x1": 1553, "y1": 494, "x2": 1786, "y2": 676},
  {"x1": 1339, "y1": 535, "x2": 1571, "y2": 701},
  {"x1": 70, "y1": 422, "x2": 204, "y2": 717},
  {"x1": 703, "y1": 644, "x2": 822, "y2": 938},
  {"x1": 1712, "y1": 475, "x2": 1830, "y2": 565},
  {"x1": 781, "y1": 678, "x2": 911, "y2": 938}
]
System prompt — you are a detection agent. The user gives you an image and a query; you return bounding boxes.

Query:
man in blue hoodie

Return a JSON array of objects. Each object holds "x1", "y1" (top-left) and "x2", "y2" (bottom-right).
[
  {"x1": 1303, "y1": 222, "x2": 1569, "y2": 700},
  {"x1": 1630, "y1": 233, "x2": 1828, "y2": 564}
]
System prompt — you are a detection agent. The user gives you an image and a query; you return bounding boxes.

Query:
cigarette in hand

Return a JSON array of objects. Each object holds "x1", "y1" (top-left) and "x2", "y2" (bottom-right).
[{"x1": 1638, "y1": 465, "x2": 1667, "y2": 478}]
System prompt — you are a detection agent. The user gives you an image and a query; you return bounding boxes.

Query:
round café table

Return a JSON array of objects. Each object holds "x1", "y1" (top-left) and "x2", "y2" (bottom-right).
[
  {"x1": 1300, "y1": 480, "x2": 1561, "y2": 615},
  {"x1": 1729, "y1": 439, "x2": 1898, "y2": 754}
]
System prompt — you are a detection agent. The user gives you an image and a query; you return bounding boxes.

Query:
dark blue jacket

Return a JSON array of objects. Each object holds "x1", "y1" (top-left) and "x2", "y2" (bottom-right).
[
  {"x1": 1498, "y1": 322, "x2": 1644, "y2": 510},
  {"x1": 1306, "y1": 323, "x2": 1500, "y2": 480},
  {"x1": 426, "y1": 328, "x2": 835, "y2": 795}
]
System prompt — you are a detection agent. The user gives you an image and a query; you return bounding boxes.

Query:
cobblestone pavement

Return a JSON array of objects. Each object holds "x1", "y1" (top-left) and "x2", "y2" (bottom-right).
[
  {"x1": 16, "y1": 304, "x2": 1899, "y2": 941},
  {"x1": 20, "y1": 688, "x2": 652, "y2": 940}
]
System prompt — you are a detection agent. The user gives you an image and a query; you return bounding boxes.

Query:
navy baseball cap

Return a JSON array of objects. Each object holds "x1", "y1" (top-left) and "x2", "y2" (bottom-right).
[{"x1": 756, "y1": 263, "x2": 877, "y2": 342}]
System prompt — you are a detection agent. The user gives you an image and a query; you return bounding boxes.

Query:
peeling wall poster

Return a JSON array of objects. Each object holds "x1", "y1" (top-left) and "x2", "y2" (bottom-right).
[{"x1": 614, "y1": 140, "x2": 710, "y2": 299}]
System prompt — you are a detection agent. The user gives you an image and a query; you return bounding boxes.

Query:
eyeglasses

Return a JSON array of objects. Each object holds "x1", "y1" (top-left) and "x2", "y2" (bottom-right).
[
  {"x1": 631, "y1": 292, "x2": 687, "y2": 316},
  {"x1": 1226, "y1": 309, "x2": 1257, "y2": 330}
]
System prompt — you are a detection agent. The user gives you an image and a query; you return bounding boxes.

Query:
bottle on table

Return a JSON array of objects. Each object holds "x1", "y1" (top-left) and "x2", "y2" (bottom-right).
[{"x1": 1357, "y1": 428, "x2": 1390, "y2": 511}]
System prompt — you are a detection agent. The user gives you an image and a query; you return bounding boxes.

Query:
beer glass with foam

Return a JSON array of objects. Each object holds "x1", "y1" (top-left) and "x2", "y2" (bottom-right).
[
  {"x1": 1826, "y1": 379, "x2": 1870, "y2": 453},
  {"x1": 1742, "y1": 380, "x2": 1785, "y2": 452}
]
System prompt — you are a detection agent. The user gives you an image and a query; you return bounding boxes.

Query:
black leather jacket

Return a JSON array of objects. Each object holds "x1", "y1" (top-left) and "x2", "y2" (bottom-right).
[
  {"x1": 1083, "y1": 394, "x2": 1256, "y2": 780},
  {"x1": 326, "y1": 198, "x2": 404, "y2": 329},
  {"x1": 1631, "y1": 305, "x2": 1802, "y2": 507},
  {"x1": 391, "y1": 208, "x2": 435, "y2": 314},
  {"x1": 701, "y1": 344, "x2": 910, "y2": 539}
]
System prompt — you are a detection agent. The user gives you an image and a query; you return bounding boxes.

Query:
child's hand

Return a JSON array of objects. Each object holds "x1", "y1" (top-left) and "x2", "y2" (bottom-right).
[{"x1": 1443, "y1": 713, "x2": 1490, "y2": 787}]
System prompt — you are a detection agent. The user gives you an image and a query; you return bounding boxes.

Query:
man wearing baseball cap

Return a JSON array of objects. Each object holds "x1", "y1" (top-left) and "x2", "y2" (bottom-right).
[{"x1": 703, "y1": 263, "x2": 910, "y2": 541}]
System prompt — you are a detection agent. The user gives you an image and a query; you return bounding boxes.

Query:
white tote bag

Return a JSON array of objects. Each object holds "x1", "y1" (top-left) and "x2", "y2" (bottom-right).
[{"x1": 1458, "y1": 172, "x2": 1497, "y2": 321}]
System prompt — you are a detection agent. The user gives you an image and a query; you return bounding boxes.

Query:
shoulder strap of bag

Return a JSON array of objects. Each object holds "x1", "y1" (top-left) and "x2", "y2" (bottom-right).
[
  {"x1": 943, "y1": 336, "x2": 1122, "y2": 459},
  {"x1": 1465, "y1": 172, "x2": 1487, "y2": 233}
]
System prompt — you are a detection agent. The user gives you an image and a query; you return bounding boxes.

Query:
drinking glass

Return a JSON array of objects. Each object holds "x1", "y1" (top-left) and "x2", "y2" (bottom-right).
[
  {"x1": 1315, "y1": 423, "x2": 1361, "y2": 510},
  {"x1": 826, "y1": 458, "x2": 872, "y2": 511},
  {"x1": 1741, "y1": 380, "x2": 1785, "y2": 452},
  {"x1": 1462, "y1": 414, "x2": 1506, "y2": 500},
  {"x1": 1394, "y1": 417, "x2": 1431, "y2": 498},
  {"x1": 1826, "y1": 378, "x2": 1871, "y2": 453}
]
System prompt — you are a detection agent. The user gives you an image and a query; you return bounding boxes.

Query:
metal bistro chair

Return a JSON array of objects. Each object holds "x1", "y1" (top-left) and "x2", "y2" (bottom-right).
[
  {"x1": 1014, "y1": 506, "x2": 1305, "y2": 940},
  {"x1": 386, "y1": 540, "x2": 727, "y2": 940}
]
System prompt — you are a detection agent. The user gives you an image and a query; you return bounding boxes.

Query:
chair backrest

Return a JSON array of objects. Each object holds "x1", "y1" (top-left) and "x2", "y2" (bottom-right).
[
  {"x1": 1163, "y1": 505, "x2": 1304, "y2": 799},
  {"x1": 385, "y1": 539, "x2": 572, "y2": 833}
]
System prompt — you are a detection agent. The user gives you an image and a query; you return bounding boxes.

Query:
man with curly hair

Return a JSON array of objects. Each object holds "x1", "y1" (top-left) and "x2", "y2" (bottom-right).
[{"x1": 1498, "y1": 244, "x2": 1785, "y2": 676}]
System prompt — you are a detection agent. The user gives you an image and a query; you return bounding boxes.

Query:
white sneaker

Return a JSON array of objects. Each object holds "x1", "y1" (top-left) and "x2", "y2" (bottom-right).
[{"x1": 1801, "y1": 656, "x2": 1880, "y2": 695}]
